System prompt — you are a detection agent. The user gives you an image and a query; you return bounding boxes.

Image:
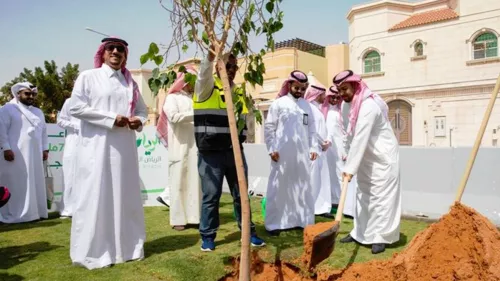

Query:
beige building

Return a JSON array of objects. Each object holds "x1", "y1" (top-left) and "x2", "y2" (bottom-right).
[
  {"x1": 234, "y1": 38, "x2": 349, "y2": 143},
  {"x1": 348, "y1": 0, "x2": 500, "y2": 147},
  {"x1": 132, "y1": 39, "x2": 350, "y2": 142}
]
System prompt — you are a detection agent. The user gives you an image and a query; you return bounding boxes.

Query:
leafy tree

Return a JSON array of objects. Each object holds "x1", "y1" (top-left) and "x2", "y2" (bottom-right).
[
  {"x1": 141, "y1": 0, "x2": 284, "y2": 279},
  {"x1": 0, "y1": 61, "x2": 80, "y2": 122}
]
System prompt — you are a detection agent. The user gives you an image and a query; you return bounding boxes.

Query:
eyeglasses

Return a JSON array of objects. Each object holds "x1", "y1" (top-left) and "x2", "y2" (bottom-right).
[
  {"x1": 104, "y1": 44, "x2": 126, "y2": 53},
  {"x1": 22, "y1": 91, "x2": 37, "y2": 97}
]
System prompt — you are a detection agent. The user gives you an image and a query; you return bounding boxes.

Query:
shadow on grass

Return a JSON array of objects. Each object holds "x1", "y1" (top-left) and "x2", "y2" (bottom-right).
[
  {"x1": 0, "y1": 241, "x2": 62, "y2": 270},
  {"x1": 0, "y1": 273, "x2": 24, "y2": 281},
  {"x1": 144, "y1": 234, "x2": 200, "y2": 257},
  {"x1": 0, "y1": 213, "x2": 62, "y2": 233},
  {"x1": 349, "y1": 232, "x2": 409, "y2": 252}
]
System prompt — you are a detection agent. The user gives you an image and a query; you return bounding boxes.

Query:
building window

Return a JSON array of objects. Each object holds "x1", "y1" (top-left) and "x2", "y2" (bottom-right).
[
  {"x1": 363, "y1": 51, "x2": 381, "y2": 73},
  {"x1": 414, "y1": 42, "x2": 424, "y2": 57},
  {"x1": 434, "y1": 116, "x2": 446, "y2": 137},
  {"x1": 473, "y1": 32, "x2": 498, "y2": 60}
]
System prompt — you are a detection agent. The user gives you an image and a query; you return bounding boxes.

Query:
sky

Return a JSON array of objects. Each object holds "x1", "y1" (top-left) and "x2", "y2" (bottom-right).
[{"x1": 0, "y1": 0, "x2": 394, "y2": 87}]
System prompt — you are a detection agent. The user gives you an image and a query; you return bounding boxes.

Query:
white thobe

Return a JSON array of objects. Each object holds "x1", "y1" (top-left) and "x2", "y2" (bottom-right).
[
  {"x1": 56, "y1": 98, "x2": 81, "y2": 217},
  {"x1": 342, "y1": 98, "x2": 401, "y2": 244},
  {"x1": 0, "y1": 102, "x2": 48, "y2": 223},
  {"x1": 325, "y1": 106, "x2": 357, "y2": 216},
  {"x1": 159, "y1": 187, "x2": 171, "y2": 206},
  {"x1": 68, "y1": 64, "x2": 147, "y2": 270},
  {"x1": 264, "y1": 94, "x2": 319, "y2": 231},
  {"x1": 163, "y1": 91, "x2": 201, "y2": 226},
  {"x1": 308, "y1": 101, "x2": 331, "y2": 215}
]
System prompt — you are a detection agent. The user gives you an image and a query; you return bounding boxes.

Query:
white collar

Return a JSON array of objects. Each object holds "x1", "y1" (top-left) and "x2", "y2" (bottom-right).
[{"x1": 101, "y1": 64, "x2": 124, "y2": 79}]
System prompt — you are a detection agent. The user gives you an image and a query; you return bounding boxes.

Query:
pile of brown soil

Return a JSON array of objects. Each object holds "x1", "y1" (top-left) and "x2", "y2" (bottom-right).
[
  {"x1": 220, "y1": 252, "x2": 310, "y2": 281},
  {"x1": 220, "y1": 203, "x2": 500, "y2": 281}
]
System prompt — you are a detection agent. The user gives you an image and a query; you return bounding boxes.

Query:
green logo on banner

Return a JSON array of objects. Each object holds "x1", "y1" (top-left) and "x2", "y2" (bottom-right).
[{"x1": 136, "y1": 133, "x2": 159, "y2": 155}]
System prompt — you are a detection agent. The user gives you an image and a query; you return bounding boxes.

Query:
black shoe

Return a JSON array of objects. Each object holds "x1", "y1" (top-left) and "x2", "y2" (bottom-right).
[
  {"x1": 340, "y1": 234, "x2": 355, "y2": 243},
  {"x1": 266, "y1": 230, "x2": 280, "y2": 237},
  {"x1": 371, "y1": 243, "x2": 385, "y2": 254},
  {"x1": 156, "y1": 197, "x2": 169, "y2": 208},
  {"x1": 320, "y1": 213, "x2": 335, "y2": 219}
]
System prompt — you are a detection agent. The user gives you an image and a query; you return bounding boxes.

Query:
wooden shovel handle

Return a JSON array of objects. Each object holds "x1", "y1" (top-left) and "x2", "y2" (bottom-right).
[
  {"x1": 334, "y1": 177, "x2": 351, "y2": 222},
  {"x1": 455, "y1": 74, "x2": 500, "y2": 202}
]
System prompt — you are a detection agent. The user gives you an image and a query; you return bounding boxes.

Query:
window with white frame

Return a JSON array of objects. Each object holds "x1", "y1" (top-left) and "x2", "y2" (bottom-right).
[
  {"x1": 473, "y1": 32, "x2": 498, "y2": 60},
  {"x1": 363, "y1": 51, "x2": 381, "y2": 73},
  {"x1": 434, "y1": 116, "x2": 446, "y2": 137}
]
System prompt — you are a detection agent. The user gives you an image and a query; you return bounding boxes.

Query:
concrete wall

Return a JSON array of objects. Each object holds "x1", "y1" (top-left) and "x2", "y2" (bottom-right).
[{"x1": 239, "y1": 144, "x2": 500, "y2": 225}]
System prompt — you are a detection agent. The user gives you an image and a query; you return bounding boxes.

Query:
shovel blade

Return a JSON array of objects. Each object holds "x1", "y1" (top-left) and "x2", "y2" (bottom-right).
[{"x1": 309, "y1": 222, "x2": 340, "y2": 268}]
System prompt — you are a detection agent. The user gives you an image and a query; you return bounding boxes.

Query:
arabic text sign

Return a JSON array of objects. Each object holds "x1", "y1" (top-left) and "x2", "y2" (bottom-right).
[
  {"x1": 46, "y1": 124, "x2": 169, "y2": 211},
  {"x1": 46, "y1": 126, "x2": 65, "y2": 211}
]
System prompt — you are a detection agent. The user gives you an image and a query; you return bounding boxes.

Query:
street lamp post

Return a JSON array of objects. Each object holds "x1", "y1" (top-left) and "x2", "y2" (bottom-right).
[{"x1": 85, "y1": 27, "x2": 110, "y2": 37}]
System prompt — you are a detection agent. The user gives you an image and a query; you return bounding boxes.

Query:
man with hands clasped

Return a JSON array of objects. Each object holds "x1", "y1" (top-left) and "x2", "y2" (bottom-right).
[{"x1": 68, "y1": 37, "x2": 147, "y2": 269}]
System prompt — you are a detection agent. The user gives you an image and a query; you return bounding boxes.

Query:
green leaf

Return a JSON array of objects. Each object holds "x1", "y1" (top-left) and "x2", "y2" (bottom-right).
[
  {"x1": 202, "y1": 31, "x2": 210, "y2": 45},
  {"x1": 153, "y1": 55, "x2": 164, "y2": 66},
  {"x1": 187, "y1": 30, "x2": 195, "y2": 42},
  {"x1": 249, "y1": 3, "x2": 255, "y2": 16},
  {"x1": 152, "y1": 68, "x2": 160, "y2": 79},
  {"x1": 272, "y1": 22, "x2": 284, "y2": 33},
  {"x1": 237, "y1": 116, "x2": 246, "y2": 133},
  {"x1": 265, "y1": 1, "x2": 274, "y2": 13},
  {"x1": 182, "y1": 44, "x2": 189, "y2": 53},
  {"x1": 159, "y1": 73, "x2": 169, "y2": 84},
  {"x1": 148, "y1": 43, "x2": 160, "y2": 55},
  {"x1": 255, "y1": 73, "x2": 264, "y2": 86},
  {"x1": 140, "y1": 53, "x2": 150, "y2": 65},
  {"x1": 178, "y1": 65, "x2": 187, "y2": 73},
  {"x1": 148, "y1": 77, "x2": 159, "y2": 96},
  {"x1": 200, "y1": 0, "x2": 206, "y2": 6},
  {"x1": 254, "y1": 109, "x2": 263, "y2": 125},
  {"x1": 242, "y1": 19, "x2": 251, "y2": 33},
  {"x1": 136, "y1": 138, "x2": 142, "y2": 147},
  {"x1": 184, "y1": 73, "x2": 197, "y2": 87}
]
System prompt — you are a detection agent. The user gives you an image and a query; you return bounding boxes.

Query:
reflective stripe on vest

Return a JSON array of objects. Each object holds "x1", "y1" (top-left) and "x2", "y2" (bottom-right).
[
  {"x1": 194, "y1": 126, "x2": 247, "y2": 135},
  {"x1": 193, "y1": 76, "x2": 248, "y2": 150}
]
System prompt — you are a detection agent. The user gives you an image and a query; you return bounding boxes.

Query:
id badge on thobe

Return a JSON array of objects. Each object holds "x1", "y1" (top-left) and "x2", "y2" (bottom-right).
[{"x1": 303, "y1": 113, "x2": 308, "y2": 125}]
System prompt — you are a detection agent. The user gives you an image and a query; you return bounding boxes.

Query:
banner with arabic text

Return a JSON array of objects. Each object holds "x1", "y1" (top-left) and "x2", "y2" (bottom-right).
[{"x1": 46, "y1": 125, "x2": 169, "y2": 211}]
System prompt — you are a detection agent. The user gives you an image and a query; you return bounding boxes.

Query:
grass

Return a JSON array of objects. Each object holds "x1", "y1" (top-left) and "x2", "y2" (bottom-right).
[{"x1": 0, "y1": 194, "x2": 429, "y2": 281}]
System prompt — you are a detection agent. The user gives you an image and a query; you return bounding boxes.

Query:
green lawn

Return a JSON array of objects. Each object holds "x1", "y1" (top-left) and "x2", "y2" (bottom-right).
[{"x1": 0, "y1": 195, "x2": 429, "y2": 281}]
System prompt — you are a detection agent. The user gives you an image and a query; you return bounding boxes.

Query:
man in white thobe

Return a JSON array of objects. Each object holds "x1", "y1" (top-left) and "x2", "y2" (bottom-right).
[
  {"x1": 0, "y1": 82, "x2": 49, "y2": 224},
  {"x1": 333, "y1": 70, "x2": 401, "y2": 254},
  {"x1": 56, "y1": 97, "x2": 81, "y2": 218},
  {"x1": 324, "y1": 86, "x2": 357, "y2": 218},
  {"x1": 156, "y1": 65, "x2": 201, "y2": 231},
  {"x1": 303, "y1": 82, "x2": 333, "y2": 218},
  {"x1": 68, "y1": 37, "x2": 147, "y2": 269},
  {"x1": 264, "y1": 70, "x2": 319, "y2": 236}
]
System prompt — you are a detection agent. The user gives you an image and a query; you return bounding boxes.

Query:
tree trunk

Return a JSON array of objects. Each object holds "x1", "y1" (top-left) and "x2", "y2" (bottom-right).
[
  {"x1": 216, "y1": 59, "x2": 251, "y2": 281},
  {"x1": 246, "y1": 109, "x2": 255, "y2": 143}
]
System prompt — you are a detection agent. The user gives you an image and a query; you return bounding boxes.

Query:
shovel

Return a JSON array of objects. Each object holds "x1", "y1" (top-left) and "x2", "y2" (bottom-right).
[
  {"x1": 455, "y1": 73, "x2": 500, "y2": 202},
  {"x1": 303, "y1": 176, "x2": 350, "y2": 269}
]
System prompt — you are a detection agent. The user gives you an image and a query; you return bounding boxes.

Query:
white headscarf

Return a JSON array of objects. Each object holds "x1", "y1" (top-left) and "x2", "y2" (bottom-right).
[
  {"x1": 10, "y1": 82, "x2": 38, "y2": 102},
  {"x1": 9, "y1": 82, "x2": 42, "y2": 134}
]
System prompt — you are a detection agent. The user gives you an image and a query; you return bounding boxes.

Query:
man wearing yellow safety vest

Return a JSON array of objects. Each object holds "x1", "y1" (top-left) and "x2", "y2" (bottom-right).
[{"x1": 194, "y1": 47, "x2": 266, "y2": 252}]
